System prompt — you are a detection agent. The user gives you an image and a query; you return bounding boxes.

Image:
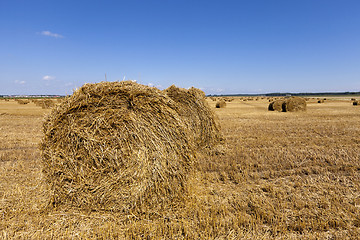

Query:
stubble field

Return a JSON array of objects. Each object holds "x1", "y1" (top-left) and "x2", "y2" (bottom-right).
[{"x1": 0, "y1": 97, "x2": 359, "y2": 239}]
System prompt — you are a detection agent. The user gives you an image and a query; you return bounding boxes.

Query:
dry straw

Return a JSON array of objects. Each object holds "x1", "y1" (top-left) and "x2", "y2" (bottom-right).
[
  {"x1": 34, "y1": 99, "x2": 55, "y2": 109},
  {"x1": 268, "y1": 97, "x2": 306, "y2": 112},
  {"x1": 283, "y1": 97, "x2": 307, "y2": 112},
  {"x1": 216, "y1": 99, "x2": 226, "y2": 108},
  {"x1": 224, "y1": 97, "x2": 234, "y2": 102},
  {"x1": 40, "y1": 81, "x2": 195, "y2": 212},
  {"x1": 268, "y1": 99, "x2": 285, "y2": 112},
  {"x1": 16, "y1": 99, "x2": 30, "y2": 105},
  {"x1": 164, "y1": 85, "x2": 223, "y2": 150}
]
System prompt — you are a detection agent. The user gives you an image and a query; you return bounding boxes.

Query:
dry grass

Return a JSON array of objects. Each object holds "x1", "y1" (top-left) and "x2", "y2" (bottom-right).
[{"x1": 1, "y1": 96, "x2": 360, "y2": 239}]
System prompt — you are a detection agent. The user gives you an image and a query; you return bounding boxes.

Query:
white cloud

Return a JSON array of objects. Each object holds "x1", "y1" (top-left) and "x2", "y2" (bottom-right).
[
  {"x1": 14, "y1": 80, "x2": 26, "y2": 85},
  {"x1": 43, "y1": 75, "x2": 55, "y2": 80},
  {"x1": 40, "y1": 31, "x2": 64, "y2": 38}
]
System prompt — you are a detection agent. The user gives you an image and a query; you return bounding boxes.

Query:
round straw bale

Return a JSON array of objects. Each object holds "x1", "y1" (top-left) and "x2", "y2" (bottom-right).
[
  {"x1": 16, "y1": 99, "x2": 30, "y2": 105},
  {"x1": 224, "y1": 97, "x2": 234, "y2": 102},
  {"x1": 318, "y1": 100, "x2": 324, "y2": 103},
  {"x1": 268, "y1": 99, "x2": 285, "y2": 111},
  {"x1": 282, "y1": 97, "x2": 307, "y2": 112},
  {"x1": 42, "y1": 99, "x2": 55, "y2": 109},
  {"x1": 34, "y1": 99, "x2": 55, "y2": 109},
  {"x1": 353, "y1": 101, "x2": 359, "y2": 105},
  {"x1": 164, "y1": 85, "x2": 222, "y2": 149},
  {"x1": 216, "y1": 100, "x2": 226, "y2": 108},
  {"x1": 40, "y1": 81, "x2": 195, "y2": 212}
]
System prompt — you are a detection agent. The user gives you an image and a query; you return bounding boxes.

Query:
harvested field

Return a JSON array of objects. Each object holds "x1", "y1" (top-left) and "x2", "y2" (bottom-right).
[{"x1": 1, "y1": 94, "x2": 360, "y2": 239}]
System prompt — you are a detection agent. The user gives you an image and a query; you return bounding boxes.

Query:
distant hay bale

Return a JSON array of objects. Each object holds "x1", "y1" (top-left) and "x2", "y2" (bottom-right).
[
  {"x1": 42, "y1": 99, "x2": 55, "y2": 109},
  {"x1": 268, "y1": 100, "x2": 285, "y2": 112},
  {"x1": 224, "y1": 97, "x2": 234, "y2": 102},
  {"x1": 34, "y1": 99, "x2": 55, "y2": 109},
  {"x1": 16, "y1": 99, "x2": 30, "y2": 105},
  {"x1": 40, "y1": 81, "x2": 194, "y2": 212},
  {"x1": 216, "y1": 100, "x2": 226, "y2": 108},
  {"x1": 318, "y1": 100, "x2": 324, "y2": 103},
  {"x1": 33, "y1": 99, "x2": 42, "y2": 106},
  {"x1": 268, "y1": 97, "x2": 306, "y2": 112},
  {"x1": 56, "y1": 98, "x2": 64, "y2": 103},
  {"x1": 164, "y1": 85, "x2": 222, "y2": 149},
  {"x1": 353, "y1": 101, "x2": 359, "y2": 106},
  {"x1": 282, "y1": 97, "x2": 307, "y2": 112}
]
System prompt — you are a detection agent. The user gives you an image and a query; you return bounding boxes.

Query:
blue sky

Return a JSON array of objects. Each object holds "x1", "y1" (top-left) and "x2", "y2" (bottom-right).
[{"x1": 1, "y1": 0, "x2": 360, "y2": 95}]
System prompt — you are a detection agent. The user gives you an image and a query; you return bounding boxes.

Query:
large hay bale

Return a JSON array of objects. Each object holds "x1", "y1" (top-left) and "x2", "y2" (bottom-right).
[
  {"x1": 164, "y1": 85, "x2": 222, "y2": 149},
  {"x1": 40, "y1": 81, "x2": 194, "y2": 212},
  {"x1": 353, "y1": 101, "x2": 359, "y2": 106},
  {"x1": 268, "y1": 100, "x2": 285, "y2": 112},
  {"x1": 282, "y1": 97, "x2": 307, "y2": 112},
  {"x1": 216, "y1": 100, "x2": 226, "y2": 108}
]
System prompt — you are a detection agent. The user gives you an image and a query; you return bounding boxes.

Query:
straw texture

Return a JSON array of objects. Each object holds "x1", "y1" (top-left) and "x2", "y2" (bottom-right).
[
  {"x1": 40, "y1": 81, "x2": 195, "y2": 212},
  {"x1": 165, "y1": 85, "x2": 223, "y2": 149}
]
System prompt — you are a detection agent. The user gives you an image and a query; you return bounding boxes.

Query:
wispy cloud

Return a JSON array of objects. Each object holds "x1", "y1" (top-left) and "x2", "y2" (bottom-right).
[
  {"x1": 40, "y1": 30, "x2": 64, "y2": 38},
  {"x1": 43, "y1": 75, "x2": 55, "y2": 80},
  {"x1": 14, "y1": 80, "x2": 26, "y2": 85}
]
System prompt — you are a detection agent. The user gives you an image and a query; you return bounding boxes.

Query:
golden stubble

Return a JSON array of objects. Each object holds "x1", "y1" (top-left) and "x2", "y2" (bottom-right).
[{"x1": 0, "y1": 96, "x2": 360, "y2": 239}]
